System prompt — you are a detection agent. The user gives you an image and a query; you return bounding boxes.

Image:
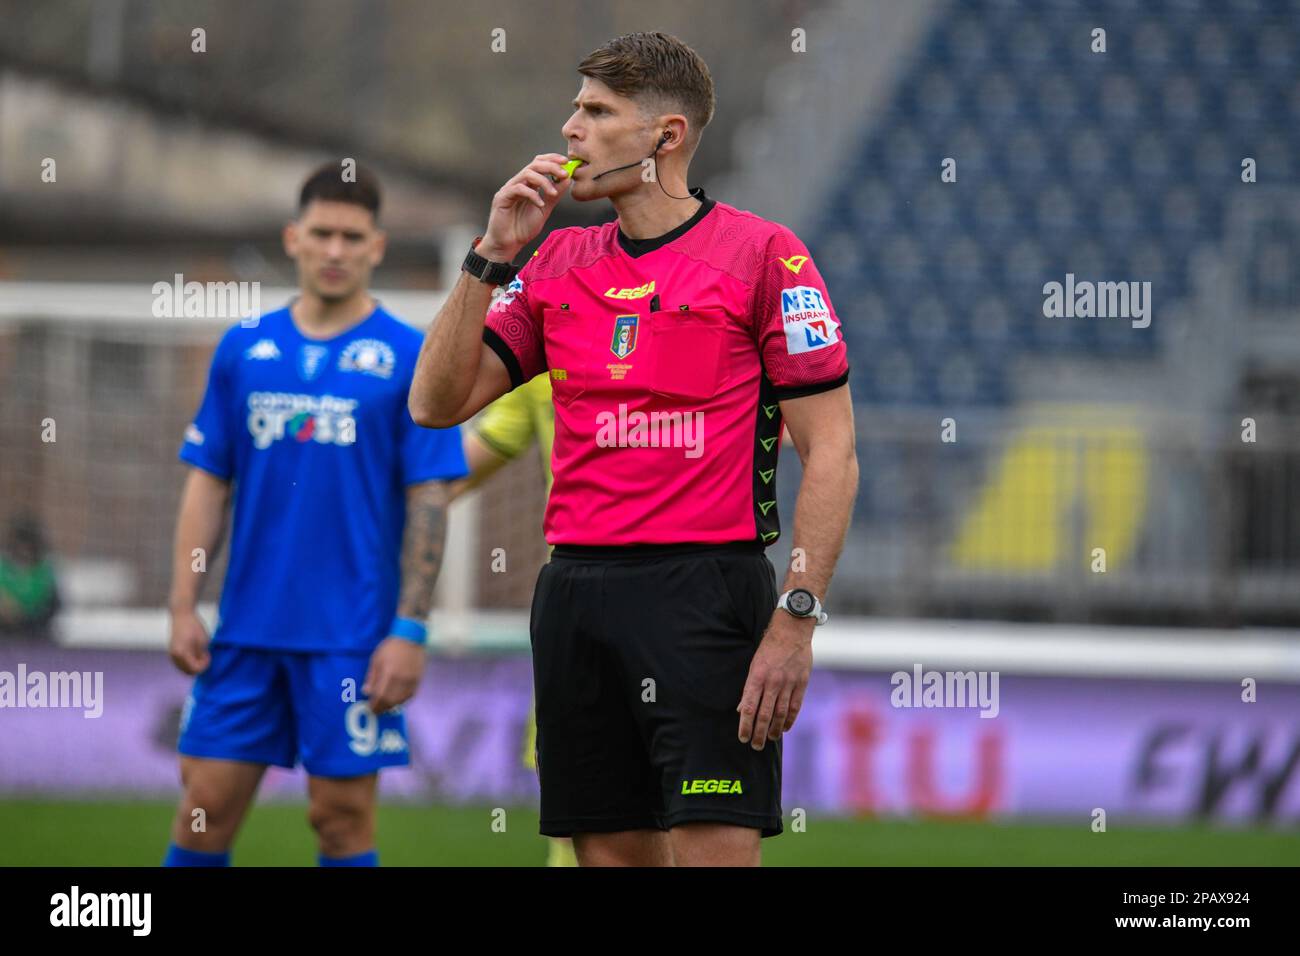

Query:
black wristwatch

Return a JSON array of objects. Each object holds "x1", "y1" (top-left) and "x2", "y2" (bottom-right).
[{"x1": 462, "y1": 237, "x2": 520, "y2": 287}]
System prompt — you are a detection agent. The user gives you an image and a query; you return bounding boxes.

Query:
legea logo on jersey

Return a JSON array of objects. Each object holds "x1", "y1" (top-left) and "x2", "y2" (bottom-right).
[
  {"x1": 604, "y1": 279, "x2": 655, "y2": 300},
  {"x1": 246, "y1": 392, "x2": 358, "y2": 449},
  {"x1": 595, "y1": 403, "x2": 704, "y2": 459},
  {"x1": 338, "y1": 338, "x2": 395, "y2": 379},
  {"x1": 780, "y1": 285, "x2": 840, "y2": 355}
]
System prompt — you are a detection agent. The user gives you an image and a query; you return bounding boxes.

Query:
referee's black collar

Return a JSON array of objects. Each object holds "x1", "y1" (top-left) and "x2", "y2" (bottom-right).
[{"x1": 616, "y1": 187, "x2": 715, "y2": 258}]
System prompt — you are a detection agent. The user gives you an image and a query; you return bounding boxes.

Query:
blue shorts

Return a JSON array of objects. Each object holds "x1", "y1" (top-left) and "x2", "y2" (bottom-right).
[{"x1": 178, "y1": 644, "x2": 410, "y2": 778}]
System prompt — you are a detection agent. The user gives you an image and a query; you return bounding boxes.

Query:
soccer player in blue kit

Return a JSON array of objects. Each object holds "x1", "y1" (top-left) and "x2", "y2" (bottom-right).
[{"x1": 163, "y1": 164, "x2": 467, "y2": 866}]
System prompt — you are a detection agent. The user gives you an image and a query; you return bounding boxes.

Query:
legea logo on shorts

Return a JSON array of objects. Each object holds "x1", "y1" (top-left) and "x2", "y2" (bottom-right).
[
  {"x1": 595, "y1": 403, "x2": 704, "y2": 459},
  {"x1": 246, "y1": 392, "x2": 358, "y2": 449},
  {"x1": 681, "y1": 778, "x2": 744, "y2": 795}
]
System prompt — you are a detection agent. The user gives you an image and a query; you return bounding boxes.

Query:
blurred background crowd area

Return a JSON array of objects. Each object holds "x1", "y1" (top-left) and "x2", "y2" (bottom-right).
[{"x1": 2, "y1": 0, "x2": 1300, "y2": 627}]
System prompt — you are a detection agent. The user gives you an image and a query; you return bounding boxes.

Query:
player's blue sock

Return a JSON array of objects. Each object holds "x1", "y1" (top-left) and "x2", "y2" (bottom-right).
[
  {"x1": 318, "y1": 849, "x2": 379, "y2": 867},
  {"x1": 163, "y1": 844, "x2": 231, "y2": 867}
]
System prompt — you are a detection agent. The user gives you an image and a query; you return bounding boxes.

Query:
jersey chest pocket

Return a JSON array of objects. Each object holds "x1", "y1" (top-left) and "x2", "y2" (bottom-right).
[
  {"x1": 542, "y1": 308, "x2": 591, "y2": 406},
  {"x1": 648, "y1": 308, "x2": 728, "y2": 402}
]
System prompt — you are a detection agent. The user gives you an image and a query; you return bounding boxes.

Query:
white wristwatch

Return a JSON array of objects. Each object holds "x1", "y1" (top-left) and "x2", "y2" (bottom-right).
[{"x1": 777, "y1": 588, "x2": 828, "y2": 625}]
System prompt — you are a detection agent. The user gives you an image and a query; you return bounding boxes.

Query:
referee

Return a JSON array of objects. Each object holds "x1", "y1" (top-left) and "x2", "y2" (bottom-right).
[{"x1": 411, "y1": 32, "x2": 858, "y2": 866}]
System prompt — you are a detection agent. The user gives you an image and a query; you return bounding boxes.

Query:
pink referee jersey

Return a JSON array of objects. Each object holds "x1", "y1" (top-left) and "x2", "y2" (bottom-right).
[{"x1": 483, "y1": 188, "x2": 849, "y2": 546}]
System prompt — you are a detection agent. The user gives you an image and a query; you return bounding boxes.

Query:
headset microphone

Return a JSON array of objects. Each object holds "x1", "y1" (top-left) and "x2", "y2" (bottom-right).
[
  {"x1": 589, "y1": 136, "x2": 665, "y2": 181},
  {"x1": 588, "y1": 131, "x2": 694, "y2": 200}
]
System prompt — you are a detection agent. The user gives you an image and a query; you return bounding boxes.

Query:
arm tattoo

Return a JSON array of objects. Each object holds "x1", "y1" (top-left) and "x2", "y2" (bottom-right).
[{"x1": 397, "y1": 482, "x2": 449, "y2": 622}]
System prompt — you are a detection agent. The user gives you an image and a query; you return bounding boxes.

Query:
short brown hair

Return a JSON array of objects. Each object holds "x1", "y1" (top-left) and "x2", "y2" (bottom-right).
[
  {"x1": 577, "y1": 32, "x2": 715, "y2": 154},
  {"x1": 298, "y1": 161, "x2": 382, "y2": 220}
]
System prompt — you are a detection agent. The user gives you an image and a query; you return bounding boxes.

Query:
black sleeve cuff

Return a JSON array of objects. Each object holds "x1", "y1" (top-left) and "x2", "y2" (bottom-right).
[
  {"x1": 769, "y1": 368, "x2": 850, "y2": 401},
  {"x1": 482, "y1": 326, "x2": 525, "y2": 391}
]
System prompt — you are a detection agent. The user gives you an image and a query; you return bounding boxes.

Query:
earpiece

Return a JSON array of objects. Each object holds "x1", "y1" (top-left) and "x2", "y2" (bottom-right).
[{"x1": 591, "y1": 130, "x2": 693, "y2": 199}]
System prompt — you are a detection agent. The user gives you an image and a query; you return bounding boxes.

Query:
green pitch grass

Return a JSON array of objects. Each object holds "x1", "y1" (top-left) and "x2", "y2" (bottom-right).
[{"x1": 2, "y1": 799, "x2": 1298, "y2": 866}]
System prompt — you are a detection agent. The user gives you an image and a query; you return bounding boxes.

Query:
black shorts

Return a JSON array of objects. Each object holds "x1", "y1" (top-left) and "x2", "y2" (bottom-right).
[{"x1": 529, "y1": 541, "x2": 783, "y2": 838}]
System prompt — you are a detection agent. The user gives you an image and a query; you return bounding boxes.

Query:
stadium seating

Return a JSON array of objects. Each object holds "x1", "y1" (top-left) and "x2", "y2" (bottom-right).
[{"x1": 809, "y1": 0, "x2": 1299, "y2": 409}]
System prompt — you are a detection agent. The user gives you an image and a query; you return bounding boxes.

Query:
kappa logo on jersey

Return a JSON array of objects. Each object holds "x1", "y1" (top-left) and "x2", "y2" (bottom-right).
[
  {"x1": 777, "y1": 254, "x2": 809, "y2": 275},
  {"x1": 338, "y1": 338, "x2": 396, "y2": 379},
  {"x1": 489, "y1": 276, "x2": 524, "y2": 312},
  {"x1": 610, "y1": 315, "x2": 639, "y2": 359},
  {"x1": 604, "y1": 279, "x2": 655, "y2": 300},
  {"x1": 245, "y1": 339, "x2": 281, "y2": 361},
  {"x1": 184, "y1": 424, "x2": 205, "y2": 446},
  {"x1": 780, "y1": 285, "x2": 841, "y2": 354},
  {"x1": 246, "y1": 392, "x2": 358, "y2": 449},
  {"x1": 298, "y1": 344, "x2": 330, "y2": 381}
]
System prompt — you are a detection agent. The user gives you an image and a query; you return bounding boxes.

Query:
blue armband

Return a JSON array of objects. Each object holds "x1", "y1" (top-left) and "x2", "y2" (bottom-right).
[{"x1": 389, "y1": 617, "x2": 429, "y2": 645}]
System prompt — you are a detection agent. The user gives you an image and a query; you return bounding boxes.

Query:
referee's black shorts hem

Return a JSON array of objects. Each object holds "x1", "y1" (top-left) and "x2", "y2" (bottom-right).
[
  {"x1": 661, "y1": 808, "x2": 783, "y2": 838},
  {"x1": 540, "y1": 810, "x2": 783, "y2": 839},
  {"x1": 539, "y1": 814, "x2": 662, "y2": 838}
]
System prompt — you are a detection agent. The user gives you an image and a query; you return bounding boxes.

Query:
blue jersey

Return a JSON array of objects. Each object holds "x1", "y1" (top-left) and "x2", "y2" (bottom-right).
[{"x1": 179, "y1": 303, "x2": 466, "y2": 653}]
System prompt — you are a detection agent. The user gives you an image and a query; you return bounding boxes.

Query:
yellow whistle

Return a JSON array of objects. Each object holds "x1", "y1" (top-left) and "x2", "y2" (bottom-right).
[{"x1": 562, "y1": 158, "x2": 585, "y2": 177}]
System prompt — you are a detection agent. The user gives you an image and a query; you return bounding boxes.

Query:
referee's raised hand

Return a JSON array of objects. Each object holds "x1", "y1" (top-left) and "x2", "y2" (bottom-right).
[{"x1": 477, "y1": 153, "x2": 573, "y2": 262}]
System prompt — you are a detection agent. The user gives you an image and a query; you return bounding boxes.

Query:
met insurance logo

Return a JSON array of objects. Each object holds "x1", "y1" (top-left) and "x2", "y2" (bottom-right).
[{"x1": 50, "y1": 886, "x2": 151, "y2": 936}]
